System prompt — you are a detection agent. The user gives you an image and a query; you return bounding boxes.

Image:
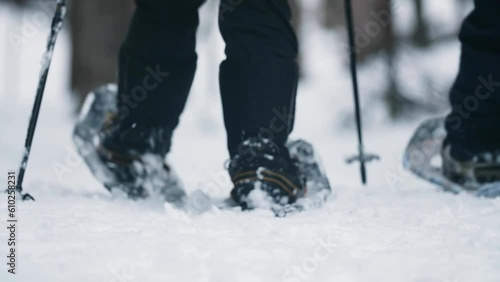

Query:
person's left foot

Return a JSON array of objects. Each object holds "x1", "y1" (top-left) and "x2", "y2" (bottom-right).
[
  {"x1": 96, "y1": 116, "x2": 185, "y2": 203},
  {"x1": 73, "y1": 85, "x2": 185, "y2": 205},
  {"x1": 228, "y1": 137, "x2": 306, "y2": 209}
]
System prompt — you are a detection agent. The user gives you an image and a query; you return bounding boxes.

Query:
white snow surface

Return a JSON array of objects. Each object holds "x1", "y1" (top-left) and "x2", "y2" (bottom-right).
[{"x1": 1, "y1": 1, "x2": 500, "y2": 281}]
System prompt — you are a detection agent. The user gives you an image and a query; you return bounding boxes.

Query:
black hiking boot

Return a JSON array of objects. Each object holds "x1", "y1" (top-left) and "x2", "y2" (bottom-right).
[
  {"x1": 95, "y1": 116, "x2": 185, "y2": 204},
  {"x1": 228, "y1": 138, "x2": 307, "y2": 209},
  {"x1": 442, "y1": 139, "x2": 500, "y2": 193},
  {"x1": 73, "y1": 85, "x2": 185, "y2": 205}
]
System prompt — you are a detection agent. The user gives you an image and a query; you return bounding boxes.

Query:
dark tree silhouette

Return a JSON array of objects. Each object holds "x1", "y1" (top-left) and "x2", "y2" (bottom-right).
[
  {"x1": 411, "y1": 0, "x2": 431, "y2": 47},
  {"x1": 69, "y1": 0, "x2": 133, "y2": 106}
]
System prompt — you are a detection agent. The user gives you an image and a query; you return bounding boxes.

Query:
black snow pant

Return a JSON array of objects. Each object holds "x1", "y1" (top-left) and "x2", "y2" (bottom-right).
[
  {"x1": 117, "y1": 0, "x2": 298, "y2": 157},
  {"x1": 445, "y1": 0, "x2": 500, "y2": 153}
]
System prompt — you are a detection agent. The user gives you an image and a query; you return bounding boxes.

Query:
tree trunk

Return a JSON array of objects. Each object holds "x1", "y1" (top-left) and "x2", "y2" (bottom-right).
[
  {"x1": 12, "y1": 0, "x2": 28, "y2": 6},
  {"x1": 352, "y1": 0, "x2": 394, "y2": 61},
  {"x1": 411, "y1": 0, "x2": 431, "y2": 47},
  {"x1": 69, "y1": 0, "x2": 134, "y2": 105},
  {"x1": 322, "y1": 0, "x2": 394, "y2": 61},
  {"x1": 321, "y1": 0, "x2": 343, "y2": 29}
]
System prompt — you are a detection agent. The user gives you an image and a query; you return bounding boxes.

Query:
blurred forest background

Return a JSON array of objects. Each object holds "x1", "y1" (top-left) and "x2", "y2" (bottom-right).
[{"x1": 2, "y1": 0, "x2": 472, "y2": 119}]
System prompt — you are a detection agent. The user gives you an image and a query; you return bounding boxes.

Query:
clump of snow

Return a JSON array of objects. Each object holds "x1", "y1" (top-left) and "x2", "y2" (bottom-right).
[
  {"x1": 184, "y1": 189, "x2": 213, "y2": 214},
  {"x1": 263, "y1": 154, "x2": 274, "y2": 160},
  {"x1": 39, "y1": 49, "x2": 53, "y2": 76},
  {"x1": 244, "y1": 181, "x2": 274, "y2": 210},
  {"x1": 256, "y1": 167, "x2": 266, "y2": 180}
]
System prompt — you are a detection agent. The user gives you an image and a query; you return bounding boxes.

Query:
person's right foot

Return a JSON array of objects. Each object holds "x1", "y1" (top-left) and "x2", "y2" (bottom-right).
[{"x1": 442, "y1": 139, "x2": 500, "y2": 191}]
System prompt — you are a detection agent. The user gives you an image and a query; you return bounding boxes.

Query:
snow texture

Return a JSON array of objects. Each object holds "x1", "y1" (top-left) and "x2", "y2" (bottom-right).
[{"x1": 1, "y1": 1, "x2": 499, "y2": 281}]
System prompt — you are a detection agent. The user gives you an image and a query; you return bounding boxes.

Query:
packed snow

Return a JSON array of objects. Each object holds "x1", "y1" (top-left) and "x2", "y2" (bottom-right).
[{"x1": 1, "y1": 1, "x2": 499, "y2": 281}]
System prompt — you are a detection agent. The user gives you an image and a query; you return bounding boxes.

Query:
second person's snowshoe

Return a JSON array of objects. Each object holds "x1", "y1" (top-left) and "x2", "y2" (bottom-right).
[{"x1": 403, "y1": 117, "x2": 500, "y2": 197}]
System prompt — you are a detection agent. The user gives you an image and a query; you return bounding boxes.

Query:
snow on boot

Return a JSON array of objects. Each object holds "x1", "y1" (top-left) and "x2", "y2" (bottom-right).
[
  {"x1": 228, "y1": 137, "x2": 307, "y2": 210},
  {"x1": 73, "y1": 85, "x2": 185, "y2": 204}
]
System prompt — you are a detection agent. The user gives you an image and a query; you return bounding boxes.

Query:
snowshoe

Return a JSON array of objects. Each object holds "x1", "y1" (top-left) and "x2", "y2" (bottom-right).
[
  {"x1": 227, "y1": 138, "x2": 332, "y2": 216},
  {"x1": 403, "y1": 117, "x2": 500, "y2": 197},
  {"x1": 73, "y1": 84, "x2": 185, "y2": 205}
]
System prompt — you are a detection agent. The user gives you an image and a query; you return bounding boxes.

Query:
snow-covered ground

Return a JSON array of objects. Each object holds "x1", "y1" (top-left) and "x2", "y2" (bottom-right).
[{"x1": 1, "y1": 1, "x2": 500, "y2": 281}]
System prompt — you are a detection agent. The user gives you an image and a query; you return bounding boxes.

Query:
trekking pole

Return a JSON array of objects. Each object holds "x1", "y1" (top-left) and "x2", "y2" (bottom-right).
[
  {"x1": 13, "y1": 0, "x2": 68, "y2": 201},
  {"x1": 344, "y1": 0, "x2": 379, "y2": 184}
]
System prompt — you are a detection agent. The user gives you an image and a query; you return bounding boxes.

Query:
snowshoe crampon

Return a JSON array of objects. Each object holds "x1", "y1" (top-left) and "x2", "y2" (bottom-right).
[
  {"x1": 403, "y1": 117, "x2": 500, "y2": 197},
  {"x1": 73, "y1": 84, "x2": 185, "y2": 204}
]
